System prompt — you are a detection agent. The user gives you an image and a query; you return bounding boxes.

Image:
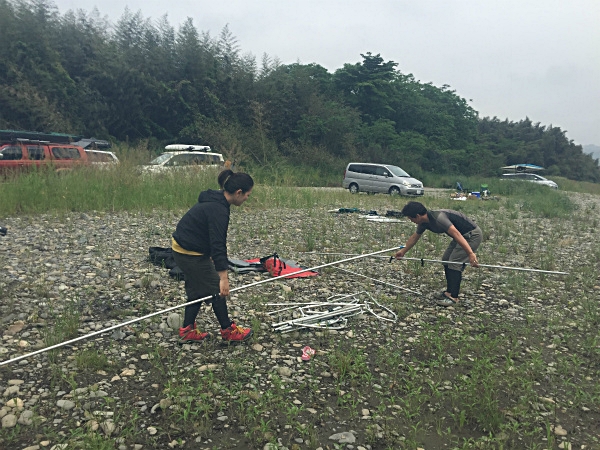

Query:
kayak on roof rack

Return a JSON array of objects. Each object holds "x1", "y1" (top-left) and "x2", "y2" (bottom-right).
[{"x1": 501, "y1": 164, "x2": 544, "y2": 173}]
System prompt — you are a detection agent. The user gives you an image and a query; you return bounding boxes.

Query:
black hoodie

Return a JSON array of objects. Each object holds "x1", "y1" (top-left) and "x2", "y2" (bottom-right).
[{"x1": 172, "y1": 189, "x2": 230, "y2": 271}]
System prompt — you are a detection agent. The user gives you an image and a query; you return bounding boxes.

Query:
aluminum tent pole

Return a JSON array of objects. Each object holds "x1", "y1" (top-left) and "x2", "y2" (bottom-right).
[
  {"x1": 302, "y1": 251, "x2": 389, "y2": 260},
  {"x1": 395, "y1": 256, "x2": 568, "y2": 275},
  {"x1": 300, "y1": 251, "x2": 568, "y2": 275},
  {"x1": 0, "y1": 245, "x2": 402, "y2": 368}
]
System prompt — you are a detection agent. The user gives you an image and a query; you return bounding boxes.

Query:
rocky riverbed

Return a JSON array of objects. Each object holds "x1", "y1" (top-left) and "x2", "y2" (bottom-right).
[{"x1": 1, "y1": 191, "x2": 599, "y2": 449}]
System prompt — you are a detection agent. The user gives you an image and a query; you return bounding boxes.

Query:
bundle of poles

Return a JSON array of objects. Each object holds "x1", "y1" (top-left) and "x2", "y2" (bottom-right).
[
  {"x1": 0, "y1": 245, "x2": 567, "y2": 368},
  {"x1": 268, "y1": 291, "x2": 398, "y2": 333}
]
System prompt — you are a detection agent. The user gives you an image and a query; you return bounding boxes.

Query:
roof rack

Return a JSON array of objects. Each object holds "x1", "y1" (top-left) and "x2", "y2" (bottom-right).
[
  {"x1": 1, "y1": 129, "x2": 82, "y2": 144},
  {"x1": 165, "y1": 144, "x2": 212, "y2": 152}
]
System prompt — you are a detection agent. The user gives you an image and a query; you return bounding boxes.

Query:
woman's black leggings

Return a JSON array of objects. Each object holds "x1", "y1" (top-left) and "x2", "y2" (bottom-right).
[{"x1": 173, "y1": 251, "x2": 233, "y2": 330}]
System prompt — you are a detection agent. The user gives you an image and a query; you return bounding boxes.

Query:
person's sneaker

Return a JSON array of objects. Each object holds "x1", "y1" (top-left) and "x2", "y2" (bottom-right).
[
  {"x1": 220, "y1": 322, "x2": 253, "y2": 343},
  {"x1": 436, "y1": 297, "x2": 457, "y2": 307},
  {"x1": 179, "y1": 323, "x2": 210, "y2": 342}
]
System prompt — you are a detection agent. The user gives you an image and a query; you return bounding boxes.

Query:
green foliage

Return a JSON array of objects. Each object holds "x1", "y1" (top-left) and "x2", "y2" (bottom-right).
[{"x1": 0, "y1": 2, "x2": 598, "y2": 182}]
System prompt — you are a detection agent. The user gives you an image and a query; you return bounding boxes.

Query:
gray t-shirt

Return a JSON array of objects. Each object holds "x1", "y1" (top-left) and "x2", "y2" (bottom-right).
[{"x1": 416, "y1": 209, "x2": 477, "y2": 236}]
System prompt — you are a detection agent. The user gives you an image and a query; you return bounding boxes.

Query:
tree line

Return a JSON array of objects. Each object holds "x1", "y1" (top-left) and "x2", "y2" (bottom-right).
[{"x1": 1, "y1": 0, "x2": 598, "y2": 182}]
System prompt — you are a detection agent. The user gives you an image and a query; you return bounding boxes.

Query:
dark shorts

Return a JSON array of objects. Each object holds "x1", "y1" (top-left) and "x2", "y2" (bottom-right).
[
  {"x1": 442, "y1": 226, "x2": 483, "y2": 271},
  {"x1": 172, "y1": 251, "x2": 220, "y2": 301}
]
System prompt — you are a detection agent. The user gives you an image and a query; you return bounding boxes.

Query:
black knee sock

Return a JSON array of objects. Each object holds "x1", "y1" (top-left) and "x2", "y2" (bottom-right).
[
  {"x1": 212, "y1": 295, "x2": 232, "y2": 330},
  {"x1": 446, "y1": 269, "x2": 462, "y2": 298},
  {"x1": 183, "y1": 302, "x2": 201, "y2": 328}
]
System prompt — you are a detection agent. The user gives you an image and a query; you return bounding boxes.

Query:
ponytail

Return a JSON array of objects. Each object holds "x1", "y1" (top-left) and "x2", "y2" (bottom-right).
[{"x1": 218, "y1": 170, "x2": 254, "y2": 194}]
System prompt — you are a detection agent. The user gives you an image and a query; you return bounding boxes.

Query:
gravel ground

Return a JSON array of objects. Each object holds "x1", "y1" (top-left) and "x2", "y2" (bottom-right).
[{"x1": 1, "y1": 190, "x2": 599, "y2": 449}]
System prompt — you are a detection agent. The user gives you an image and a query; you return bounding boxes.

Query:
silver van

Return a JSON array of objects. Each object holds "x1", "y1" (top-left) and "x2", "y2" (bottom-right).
[
  {"x1": 342, "y1": 163, "x2": 424, "y2": 196},
  {"x1": 500, "y1": 172, "x2": 558, "y2": 189}
]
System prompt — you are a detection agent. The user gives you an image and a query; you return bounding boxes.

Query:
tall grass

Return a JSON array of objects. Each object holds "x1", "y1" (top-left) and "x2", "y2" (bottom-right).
[
  {"x1": 0, "y1": 162, "x2": 221, "y2": 215},
  {"x1": 0, "y1": 158, "x2": 588, "y2": 218}
]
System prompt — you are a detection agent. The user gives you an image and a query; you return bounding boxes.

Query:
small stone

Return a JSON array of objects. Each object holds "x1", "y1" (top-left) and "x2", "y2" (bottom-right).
[
  {"x1": 5, "y1": 321, "x2": 25, "y2": 335},
  {"x1": 2, "y1": 414, "x2": 17, "y2": 428},
  {"x1": 553, "y1": 424, "x2": 568, "y2": 436},
  {"x1": 147, "y1": 426, "x2": 157, "y2": 435},
  {"x1": 6, "y1": 398, "x2": 24, "y2": 409},
  {"x1": 56, "y1": 400, "x2": 75, "y2": 410},
  {"x1": 278, "y1": 367, "x2": 293, "y2": 377},
  {"x1": 328, "y1": 431, "x2": 356, "y2": 444},
  {"x1": 18, "y1": 410, "x2": 34, "y2": 425},
  {"x1": 3, "y1": 386, "x2": 20, "y2": 397},
  {"x1": 166, "y1": 313, "x2": 182, "y2": 330},
  {"x1": 100, "y1": 419, "x2": 116, "y2": 436}
]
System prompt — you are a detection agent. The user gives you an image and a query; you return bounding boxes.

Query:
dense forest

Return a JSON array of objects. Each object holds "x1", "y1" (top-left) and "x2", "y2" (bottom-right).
[{"x1": 1, "y1": 0, "x2": 598, "y2": 182}]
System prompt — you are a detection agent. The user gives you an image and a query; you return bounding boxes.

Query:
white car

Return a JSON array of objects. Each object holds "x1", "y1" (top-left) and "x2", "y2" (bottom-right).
[
  {"x1": 500, "y1": 173, "x2": 558, "y2": 189},
  {"x1": 140, "y1": 145, "x2": 224, "y2": 174},
  {"x1": 85, "y1": 149, "x2": 119, "y2": 166}
]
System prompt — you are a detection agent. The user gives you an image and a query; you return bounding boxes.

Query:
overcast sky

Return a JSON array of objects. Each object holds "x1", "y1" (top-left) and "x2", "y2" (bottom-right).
[{"x1": 51, "y1": 0, "x2": 600, "y2": 146}]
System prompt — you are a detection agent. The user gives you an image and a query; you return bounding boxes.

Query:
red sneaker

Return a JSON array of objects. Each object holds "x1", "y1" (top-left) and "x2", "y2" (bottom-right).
[
  {"x1": 179, "y1": 323, "x2": 210, "y2": 342},
  {"x1": 220, "y1": 322, "x2": 253, "y2": 342}
]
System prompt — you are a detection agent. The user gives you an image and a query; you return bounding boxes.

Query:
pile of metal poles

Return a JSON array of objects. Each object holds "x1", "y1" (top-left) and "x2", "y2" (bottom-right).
[{"x1": 268, "y1": 291, "x2": 397, "y2": 333}]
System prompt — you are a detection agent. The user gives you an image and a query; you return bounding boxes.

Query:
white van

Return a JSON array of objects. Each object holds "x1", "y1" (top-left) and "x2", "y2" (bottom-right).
[
  {"x1": 140, "y1": 145, "x2": 224, "y2": 174},
  {"x1": 342, "y1": 163, "x2": 424, "y2": 196}
]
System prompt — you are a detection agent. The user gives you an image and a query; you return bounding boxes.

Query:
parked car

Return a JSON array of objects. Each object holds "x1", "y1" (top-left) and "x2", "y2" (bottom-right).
[
  {"x1": 0, "y1": 136, "x2": 89, "y2": 175},
  {"x1": 500, "y1": 172, "x2": 558, "y2": 189},
  {"x1": 140, "y1": 145, "x2": 224, "y2": 174},
  {"x1": 71, "y1": 138, "x2": 112, "y2": 150},
  {"x1": 342, "y1": 162, "x2": 424, "y2": 196},
  {"x1": 85, "y1": 149, "x2": 119, "y2": 166}
]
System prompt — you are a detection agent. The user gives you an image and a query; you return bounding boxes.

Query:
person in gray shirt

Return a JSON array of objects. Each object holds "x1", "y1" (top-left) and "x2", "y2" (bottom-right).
[{"x1": 395, "y1": 201, "x2": 482, "y2": 306}]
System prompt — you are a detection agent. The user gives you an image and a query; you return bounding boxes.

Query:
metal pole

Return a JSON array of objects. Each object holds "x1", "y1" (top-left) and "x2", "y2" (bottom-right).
[
  {"x1": 397, "y1": 256, "x2": 568, "y2": 275},
  {"x1": 302, "y1": 251, "x2": 389, "y2": 260},
  {"x1": 300, "y1": 251, "x2": 568, "y2": 275},
  {"x1": 0, "y1": 245, "x2": 402, "y2": 368}
]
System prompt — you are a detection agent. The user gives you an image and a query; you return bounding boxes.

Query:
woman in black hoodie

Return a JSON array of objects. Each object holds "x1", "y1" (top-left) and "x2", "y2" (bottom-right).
[{"x1": 172, "y1": 169, "x2": 254, "y2": 342}]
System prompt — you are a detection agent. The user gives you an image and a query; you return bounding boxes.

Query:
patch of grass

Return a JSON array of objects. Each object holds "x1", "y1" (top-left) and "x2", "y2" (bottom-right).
[{"x1": 74, "y1": 349, "x2": 112, "y2": 371}]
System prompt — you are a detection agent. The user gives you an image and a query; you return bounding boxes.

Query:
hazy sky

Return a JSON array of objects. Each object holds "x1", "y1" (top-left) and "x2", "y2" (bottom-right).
[{"x1": 51, "y1": 0, "x2": 600, "y2": 146}]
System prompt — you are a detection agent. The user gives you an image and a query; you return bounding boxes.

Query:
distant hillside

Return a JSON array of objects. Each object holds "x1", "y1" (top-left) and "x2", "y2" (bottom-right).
[{"x1": 584, "y1": 144, "x2": 600, "y2": 161}]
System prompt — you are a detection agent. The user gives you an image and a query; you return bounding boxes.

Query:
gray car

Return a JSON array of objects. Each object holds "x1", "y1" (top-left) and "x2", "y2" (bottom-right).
[
  {"x1": 342, "y1": 163, "x2": 424, "y2": 196},
  {"x1": 500, "y1": 173, "x2": 558, "y2": 189}
]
